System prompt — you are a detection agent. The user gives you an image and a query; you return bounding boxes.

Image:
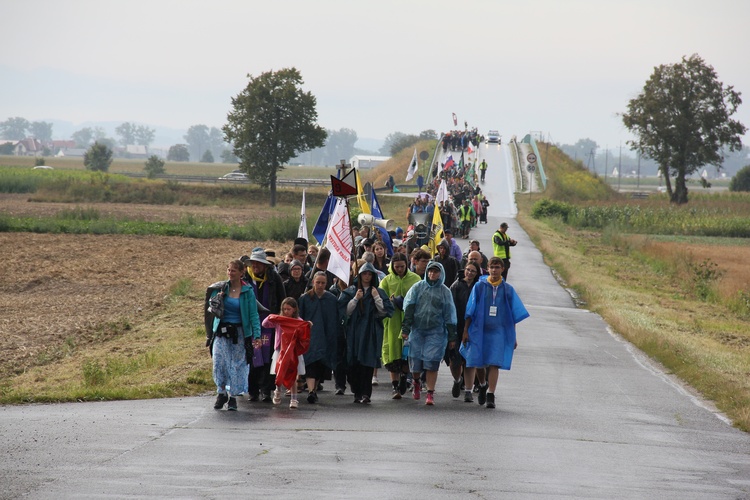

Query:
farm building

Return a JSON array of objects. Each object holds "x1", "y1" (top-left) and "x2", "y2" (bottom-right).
[{"x1": 349, "y1": 155, "x2": 390, "y2": 169}]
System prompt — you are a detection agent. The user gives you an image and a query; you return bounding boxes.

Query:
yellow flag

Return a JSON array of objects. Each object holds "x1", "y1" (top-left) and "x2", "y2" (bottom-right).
[
  {"x1": 428, "y1": 206, "x2": 444, "y2": 256},
  {"x1": 355, "y1": 169, "x2": 370, "y2": 214}
]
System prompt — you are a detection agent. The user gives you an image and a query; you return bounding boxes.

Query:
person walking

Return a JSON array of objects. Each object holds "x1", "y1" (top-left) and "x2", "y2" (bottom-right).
[
  {"x1": 298, "y1": 271, "x2": 339, "y2": 404},
  {"x1": 400, "y1": 261, "x2": 457, "y2": 406},
  {"x1": 460, "y1": 257, "x2": 529, "y2": 409},
  {"x1": 479, "y1": 159, "x2": 488, "y2": 183},
  {"x1": 492, "y1": 222, "x2": 517, "y2": 281},
  {"x1": 264, "y1": 297, "x2": 310, "y2": 409},
  {"x1": 338, "y1": 263, "x2": 394, "y2": 404},
  {"x1": 379, "y1": 253, "x2": 421, "y2": 399},
  {"x1": 206, "y1": 259, "x2": 262, "y2": 411},
  {"x1": 449, "y1": 261, "x2": 481, "y2": 401}
]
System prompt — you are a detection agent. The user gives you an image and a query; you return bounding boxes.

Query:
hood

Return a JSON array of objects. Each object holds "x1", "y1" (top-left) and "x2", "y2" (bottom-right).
[
  {"x1": 424, "y1": 261, "x2": 445, "y2": 287},
  {"x1": 357, "y1": 261, "x2": 380, "y2": 287}
]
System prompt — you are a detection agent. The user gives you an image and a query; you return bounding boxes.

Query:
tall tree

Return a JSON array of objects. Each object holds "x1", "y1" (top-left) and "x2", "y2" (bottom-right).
[
  {"x1": 224, "y1": 67, "x2": 327, "y2": 206},
  {"x1": 184, "y1": 124, "x2": 210, "y2": 162},
  {"x1": 144, "y1": 155, "x2": 166, "y2": 179},
  {"x1": 0, "y1": 117, "x2": 30, "y2": 140},
  {"x1": 622, "y1": 54, "x2": 746, "y2": 204},
  {"x1": 72, "y1": 127, "x2": 94, "y2": 147},
  {"x1": 83, "y1": 142, "x2": 113, "y2": 172},
  {"x1": 167, "y1": 144, "x2": 190, "y2": 162},
  {"x1": 134, "y1": 125, "x2": 155, "y2": 146},
  {"x1": 208, "y1": 126, "x2": 225, "y2": 160},
  {"x1": 115, "y1": 122, "x2": 137, "y2": 146},
  {"x1": 30, "y1": 121, "x2": 53, "y2": 142}
]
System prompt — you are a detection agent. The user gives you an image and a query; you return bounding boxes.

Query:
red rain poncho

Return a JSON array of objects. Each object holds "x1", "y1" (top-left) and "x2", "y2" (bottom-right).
[{"x1": 265, "y1": 314, "x2": 311, "y2": 390}]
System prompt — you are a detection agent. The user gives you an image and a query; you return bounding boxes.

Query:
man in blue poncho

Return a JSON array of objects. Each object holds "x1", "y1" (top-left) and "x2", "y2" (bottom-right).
[
  {"x1": 459, "y1": 257, "x2": 529, "y2": 409},
  {"x1": 401, "y1": 261, "x2": 457, "y2": 406}
]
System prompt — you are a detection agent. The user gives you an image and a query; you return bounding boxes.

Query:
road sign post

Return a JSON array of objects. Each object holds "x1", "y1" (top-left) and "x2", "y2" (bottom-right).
[{"x1": 527, "y1": 163, "x2": 536, "y2": 198}]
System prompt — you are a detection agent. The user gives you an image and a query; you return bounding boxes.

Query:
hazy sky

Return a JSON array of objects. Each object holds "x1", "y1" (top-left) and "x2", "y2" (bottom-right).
[{"x1": 2, "y1": 0, "x2": 749, "y2": 151}]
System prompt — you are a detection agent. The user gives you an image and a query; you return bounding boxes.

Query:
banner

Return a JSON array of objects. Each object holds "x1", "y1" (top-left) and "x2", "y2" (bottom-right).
[
  {"x1": 297, "y1": 189, "x2": 308, "y2": 241},
  {"x1": 452, "y1": 113, "x2": 457, "y2": 126},
  {"x1": 428, "y1": 205, "x2": 444, "y2": 257},
  {"x1": 435, "y1": 179, "x2": 449, "y2": 207},
  {"x1": 324, "y1": 198, "x2": 353, "y2": 285},
  {"x1": 355, "y1": 168, "x2": 370, "y2": 214},
  {"x1": 405, "y1": 148, "x2": 418, "y2": 182}
]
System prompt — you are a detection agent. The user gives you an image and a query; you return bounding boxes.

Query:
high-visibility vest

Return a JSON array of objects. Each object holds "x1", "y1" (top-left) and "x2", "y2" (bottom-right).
[
  {"x1": 459, "y1": 205, "x2": 473, "y2": 222},
  {"x1": 493, "y1": 230, "x2": 511, "y2": 259}
]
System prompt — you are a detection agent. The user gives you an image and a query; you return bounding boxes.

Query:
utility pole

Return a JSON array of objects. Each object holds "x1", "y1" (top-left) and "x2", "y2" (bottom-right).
[
  {"x1": 618, "y1": 143, "x2": 622, "y2": 192},
  {"x1": 637, "y1": 150, "x2": 641, "y2": 190},
  {"x1": 604, "y1": 147, "x2": 608, "y2": 184}
]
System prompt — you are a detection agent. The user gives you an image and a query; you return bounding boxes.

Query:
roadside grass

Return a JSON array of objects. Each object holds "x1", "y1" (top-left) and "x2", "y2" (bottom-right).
[
  {"x1": 517, "y1": 144, "x2": 750, "y2": 431},
  {"x1": 0, "y1": 278, "x2": 214, "y2": 403}
]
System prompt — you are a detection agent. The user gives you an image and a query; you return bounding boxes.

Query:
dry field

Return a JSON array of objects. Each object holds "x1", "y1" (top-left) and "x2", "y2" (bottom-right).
[{"x1": 0, "y1": 195, "x2": 293, "y2": 381}]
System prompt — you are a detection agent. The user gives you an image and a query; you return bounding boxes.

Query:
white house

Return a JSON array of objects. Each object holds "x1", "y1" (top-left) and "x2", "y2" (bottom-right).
[{"x1": 349, "y1": 155, "x2": 390, "y2": 169}]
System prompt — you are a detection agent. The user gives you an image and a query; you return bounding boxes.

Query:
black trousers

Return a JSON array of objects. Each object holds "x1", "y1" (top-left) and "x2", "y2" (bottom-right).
[
  {"x1": 248, "y1": 363, "x2": 274, "y2": 398},
  {"x1": 348, "y1": 363, "x2": 374, "y2": 400}
]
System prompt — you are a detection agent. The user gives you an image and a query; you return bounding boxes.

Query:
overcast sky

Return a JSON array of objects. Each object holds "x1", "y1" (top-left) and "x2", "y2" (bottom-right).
[{"x1": 2, "y1": 0, "x2": 749, "y2": 151}]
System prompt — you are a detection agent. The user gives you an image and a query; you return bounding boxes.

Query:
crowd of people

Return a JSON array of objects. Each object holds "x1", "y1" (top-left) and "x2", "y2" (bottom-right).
[{"x1": 204, "y1": 216, "x2": 528, "y2": 411}]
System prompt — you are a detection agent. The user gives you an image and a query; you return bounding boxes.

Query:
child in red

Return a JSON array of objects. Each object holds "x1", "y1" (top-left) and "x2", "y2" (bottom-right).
[{"x1": 263, "y1": 297, "x2": 311, "y2": 409}]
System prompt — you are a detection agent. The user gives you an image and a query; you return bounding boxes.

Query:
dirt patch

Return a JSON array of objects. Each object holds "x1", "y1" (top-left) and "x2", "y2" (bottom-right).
[{"x1": 0, "y1": 197, "x2": 296, "y2": 380}]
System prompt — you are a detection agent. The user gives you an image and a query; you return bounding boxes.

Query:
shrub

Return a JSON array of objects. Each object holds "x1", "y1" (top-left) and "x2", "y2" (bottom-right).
[
  {"x1": 729, "y1": 165, "x2": 750, "y2": 192},
  {"x1": 83, "y1": 142, "x2": 113, "y2": 172},
  {"x1": 144, "y1": 155, "x2": 166, "y2": 179},
  {"x1": 531, "y1": 199, "x2": 574, "y2": 221}
]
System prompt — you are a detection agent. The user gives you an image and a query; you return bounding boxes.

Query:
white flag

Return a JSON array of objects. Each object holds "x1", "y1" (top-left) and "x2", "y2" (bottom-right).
[
  {"x1": 435, "y1": 179, "x2": 449, "y2": 206},
  {"x1": 298, "y1": 189, "x2": 308, "y2": 241},
  {"x1": 405, "y1": 148, "x2": 418, "y2": 182},
  {"x1": 324, "y1": 198, "x2": 352, "y2": 285}
]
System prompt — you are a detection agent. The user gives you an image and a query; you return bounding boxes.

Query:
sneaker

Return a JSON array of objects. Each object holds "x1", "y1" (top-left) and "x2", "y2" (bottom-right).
[
  {"x1": 353, "y1": 395, "x2": 362, "y2": 404},
  {"x1": 486, "y1": 392, "x2": 496, "y2": 409},
  {"x1": 452, "y1": 377, "x2": 463, "y2": 398},
  {"x1": 285, "y1": 389, "x2": 292, "y2": 396},
  {"x1": 289, "y1": 399, "x2": 299, "y2": 409},
  {"x1": 413, "y1": 380, "x2": 421, "y2": 400},
  {"x1": 335, "y1": 386, "x2": 345, "y2": 396},
  {"x1": 307, "y1": 391, "x2": 318, "y2": 404},
  {"x1": 272, "y1": 390, "x2": 282, "y2": 405},
  {"x1": 464, "y1": 391, "x2": 473, "y2": 403},
  {"x1": 391, "y1": 389, "x2": 402, "y2": 400},
  {"x1": 227, "y1": 397, "x2": 237, "y2": 411},
  {"x1": 478, "y1": 384, "x2": 488, "y2": 406},
  {"x1": 425, "y1": 392, "x2": 434, "y2": 406},
  {"x1": 261, "y1": 392, "x2": 272, "y2": 403},
  {"x1": 371, "y1": 376, "x2": 379, "y2": 386},
  {"x1": 398, "y1": 373, "x2": 407, "y2": 395},
  {"x1": 248, "y1": 394, "x2": 259, "y2": 402},
  {"x1": 360, "y1": 395, "x2": 371, "y2": 404},
  {"x1": 213, "y1": 393, "x2": 228, "y2": 410}
]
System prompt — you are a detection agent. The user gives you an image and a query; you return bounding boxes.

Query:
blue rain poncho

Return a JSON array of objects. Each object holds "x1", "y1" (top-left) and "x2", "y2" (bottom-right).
[
  {"x1": 401, "y1": 261, "x2": 457, "y2": 364},
  {"x1": 459, "y1": 275, "x2": 529, "y2": 370}
]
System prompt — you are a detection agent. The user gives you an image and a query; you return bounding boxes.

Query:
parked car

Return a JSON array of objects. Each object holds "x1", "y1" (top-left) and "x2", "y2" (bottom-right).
[
  {"x1": 486, "y1": 130, "x2": 501, "y2": 144},
  {"x1": 218, "y1": 172, "x2": 248, "y2": 181},
  {"x1": 32, "y1": 165, "x2": 54, "y2": 170}
]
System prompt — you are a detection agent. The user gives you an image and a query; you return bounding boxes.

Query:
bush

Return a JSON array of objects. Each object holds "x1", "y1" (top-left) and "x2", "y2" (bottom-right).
[
  {"x1": 531, "y1": 199, "x2": 574, "y2": 221},
  {"x1": 729, "y1": 165, "x2": 750, "y2": 192},
  {"x1": 144, "y1": 155, "x2": 166, "y2": 179},
  {"x1": 84, "y1": 142, "x2": 113, "y2": 172}
]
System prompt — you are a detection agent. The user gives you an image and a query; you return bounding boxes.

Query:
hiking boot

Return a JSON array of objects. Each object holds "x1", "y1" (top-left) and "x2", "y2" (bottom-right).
[
  {"x1": 391, "y1": 389, "x2": 402, "y2": 400},
  {"x1": 425, "y1": 392, "x2": 434, "y2": 406},
  {"x1": 307, "y1": 391, "x2": 318, "y2": 404},
  {"x1": 478, "y1": 384, "x2": 488, "y2": 406},
  {"x1": 213, "y1": 393, "x2": 229, "y2": 410},
  {"x1": 227, "y1": 397, "x2": 237, "y2": 411},
  {"x1": 464, "y1": 391, "x2": 473, "y2": 403},
  {"x1": 486, "y1": 392, "x2": 496, "y2": 409},
  {"x1": 452, "y1": 377, "x2": 463, "y2": 398},
  {"x1": 272, "y1": 390, "x2": 282, "y2": 405},
  {"x1": 413, "y1": 380, "x2": 421, "y2": 400},
  {"x1": 289, "y1": 399, "x2": 299, "y2": 409}
]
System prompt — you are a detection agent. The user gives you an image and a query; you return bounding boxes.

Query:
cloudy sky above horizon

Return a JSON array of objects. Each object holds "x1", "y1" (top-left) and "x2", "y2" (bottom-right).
[{"x1": 2, "y1": 0, "x2": 749, "y2": 151}]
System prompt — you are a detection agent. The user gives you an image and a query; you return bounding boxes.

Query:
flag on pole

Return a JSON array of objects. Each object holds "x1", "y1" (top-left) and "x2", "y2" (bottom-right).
[
  {"x1": 312, "y1": 192, "x2": 335, "y2": 244},
  {"x1": 467, "y1": 142, "x2": 474, "y2": 155},
  {"x1": 355, "y1": 168, "x2": 370, "y2": 214},
  {"x1": 405, "y1": 148, "x2": 418, "y2": 182},
  {"x1": 444, "y1": 155, "x2": 455, "y2": 170},
  {"x1": 297, "y1": 189, "x2": 308, "y2": 241},
  {"x1": 428, "y1": 204, "x2": 444, "y2": 257},
  {"x1": 324, "y1": 198, "x2": 353, "y2": 285},
  {"x1": 371, "y1": 189, "x2": 394, "y2": 256},
  {"x1": 435, "y1": 179, "x2": 449, "y2": 206},
  {"x1": 452, "y1": 113, "x2": 457, "y2": 126}
]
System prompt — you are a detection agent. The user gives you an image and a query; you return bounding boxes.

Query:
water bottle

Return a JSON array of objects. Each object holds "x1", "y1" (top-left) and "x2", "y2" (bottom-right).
[{"x1": 402, "y1": 339, "x2": 410, "y2": 360}]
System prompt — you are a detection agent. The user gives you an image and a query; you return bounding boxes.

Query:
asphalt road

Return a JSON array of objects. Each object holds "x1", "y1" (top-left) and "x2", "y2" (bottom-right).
[{"x1": 2, "y1": 149, "x2": 749, "y2": 499}]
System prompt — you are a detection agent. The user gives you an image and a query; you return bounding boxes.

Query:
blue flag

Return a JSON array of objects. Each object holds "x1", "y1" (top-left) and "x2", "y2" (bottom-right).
[
  {"x1": 371, "y1": 189, "x2": 394, "y2": 256},
  {"x1": 312, "y1": 192, "x2": 335, "y2": 245}
]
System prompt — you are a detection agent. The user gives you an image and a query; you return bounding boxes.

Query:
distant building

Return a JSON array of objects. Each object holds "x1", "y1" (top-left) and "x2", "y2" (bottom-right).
[
  {"x1": 56, "y1": 148, "x2": 87, "y2": 157},
  {"x1": 349, "y1": 155, "x2": 390, "y2": 169}
]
